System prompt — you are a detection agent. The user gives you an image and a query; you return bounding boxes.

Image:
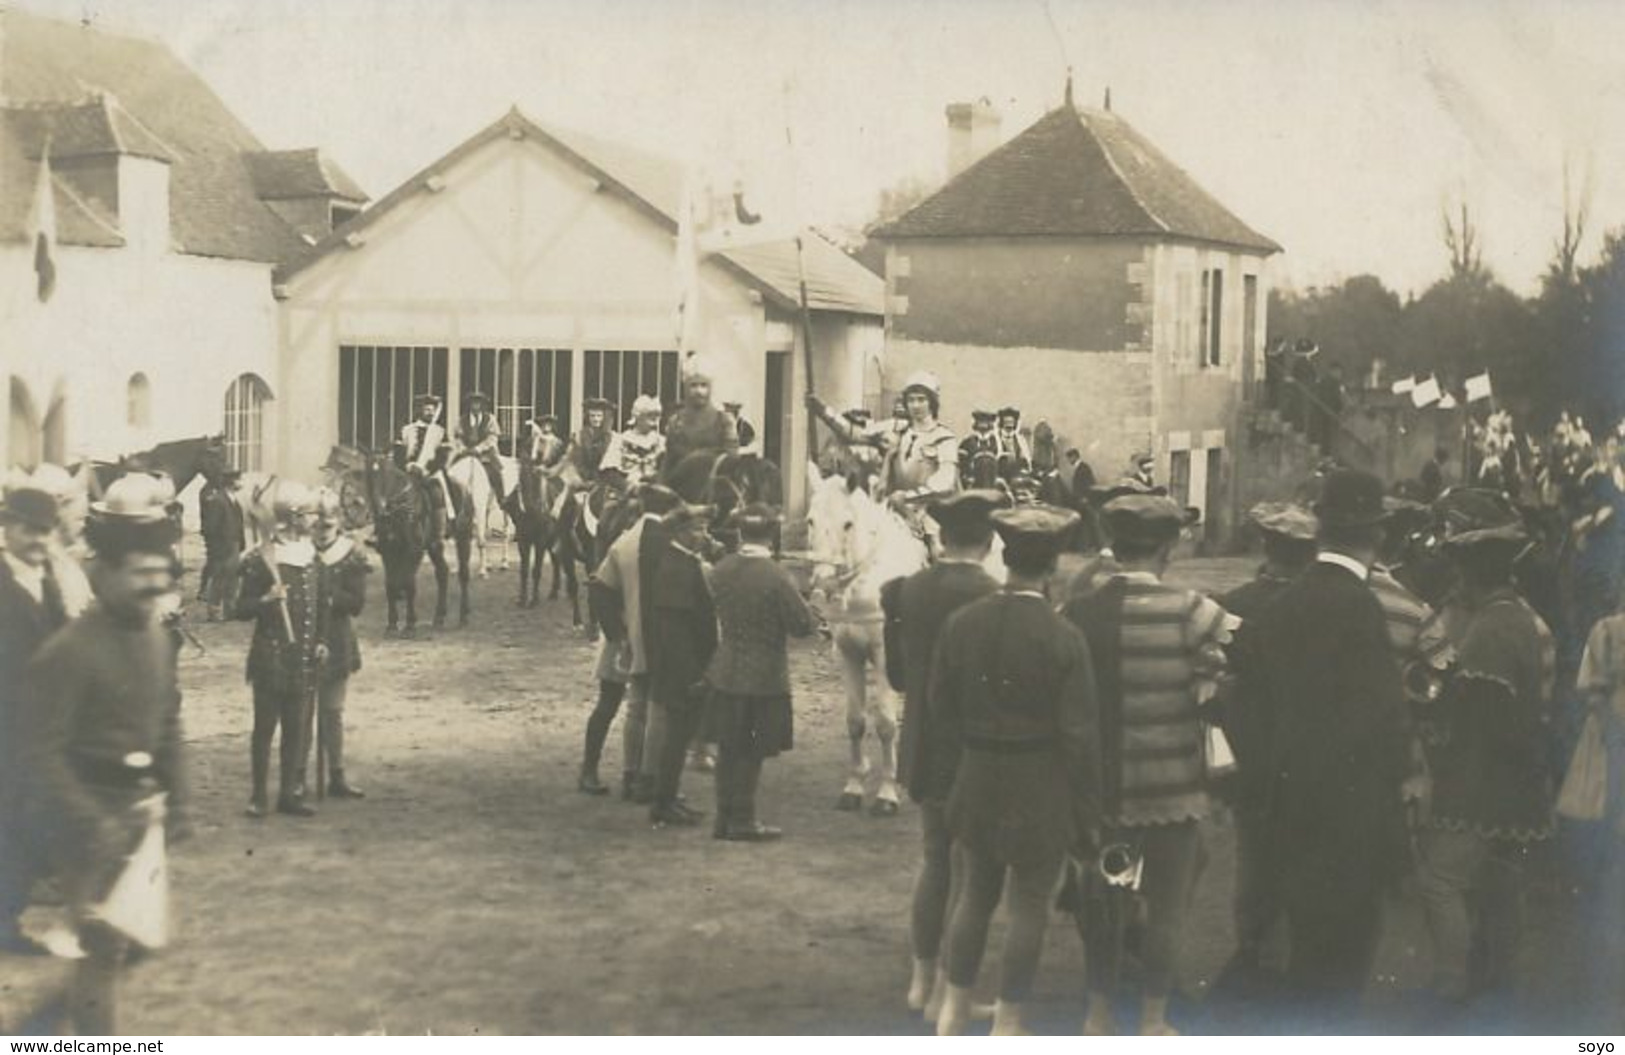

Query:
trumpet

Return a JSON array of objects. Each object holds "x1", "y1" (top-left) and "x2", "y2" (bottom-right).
[{"x1": 1098, "y1": 843, "x2": 1144, "y2": 891}]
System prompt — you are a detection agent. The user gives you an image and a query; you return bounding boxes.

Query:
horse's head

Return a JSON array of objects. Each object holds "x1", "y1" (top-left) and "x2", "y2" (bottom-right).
[{"x1": 804, "y1": 461, "x2": 925, "y2": 595}]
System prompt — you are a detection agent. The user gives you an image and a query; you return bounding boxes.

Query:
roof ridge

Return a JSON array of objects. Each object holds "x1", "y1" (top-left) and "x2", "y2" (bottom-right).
[
  {"x1": 1076, "y1": 108, "x2": 1168, "y2": 235},
  {"x1": 102, "y1": 92, "x2": 180, "y2": 162}
]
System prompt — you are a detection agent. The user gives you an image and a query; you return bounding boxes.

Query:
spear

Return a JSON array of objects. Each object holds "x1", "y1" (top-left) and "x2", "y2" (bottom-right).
[{"x1": 783, "y1": 80, "x2": 820, "y2": 462}]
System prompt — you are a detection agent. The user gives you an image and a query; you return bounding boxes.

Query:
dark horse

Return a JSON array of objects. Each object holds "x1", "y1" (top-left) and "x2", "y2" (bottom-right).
[
  {"x1": 503, "y1": 466, "x2": 565, "y2": 608},
  {"x1": 664, "y1": 450, "x2": 784, "y2": 550},
  {"x1": 357, "y1": 449, "x2": 475, "y2": 636},
  {"x1": 550, "y1": 480, "x2": 638, "y2": 630},
  {"x1": 86, "y1": 434, "x2": 228, "y2": 498}
]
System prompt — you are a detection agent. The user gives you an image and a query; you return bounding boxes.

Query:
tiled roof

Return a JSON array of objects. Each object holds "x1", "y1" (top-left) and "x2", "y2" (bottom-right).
[
  {"x1": 0, "y1": 108, "x2": 124, "y2": 248},
  {"x1": 0, "y1": 9, "x2": 332, "y2": 263},
  {"x1": 719, "y1": 234, "x2": 883, "y2": 316},
  {"x1": 277, "y1": 107, "x2": 883, "y2": 317},
  {"x1": 876, "y1": 104, "x2": 1280, "y2": 253},
  {"x1": 243, "y1": 148, "x2": 368, "y2": 203},
  {"x1": 4, "y1": 94, "x2": 175, "y2": 163}
]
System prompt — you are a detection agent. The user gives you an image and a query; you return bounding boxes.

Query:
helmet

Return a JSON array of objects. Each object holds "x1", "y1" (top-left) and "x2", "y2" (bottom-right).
[
  {"x1": 901, "y1": 371, "x2": 941, "y2": 398},
  {"x1": 682, "y1": 354, "x2": 718, "y2": 385}
]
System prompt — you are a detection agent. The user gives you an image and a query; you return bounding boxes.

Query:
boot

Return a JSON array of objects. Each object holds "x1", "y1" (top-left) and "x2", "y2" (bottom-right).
[
  {"x1": 991, "y1": 1000, "x2": 1030, "y2": 1036},
  {"x1": 935, "y1": 983, "x2": 972, "y2": 1036},
  {"x1": 329, "y1": 770, "x2": 365, "y2": 799},
  {"x1": 247, "y1": 743, "x2": 270, "y2": 818},
  {"x1": 631, "y1": 774, "x2": 655, "y2": 804},
  {"x1": 578, "y1": 764, "x2": 609, "y2": 796},
  {"x1": 621, "y1": 772, "x2": 638, "y2": 801},
  {"x1": 907, "y1": 958, "x2": 937, "y2": 1013}
]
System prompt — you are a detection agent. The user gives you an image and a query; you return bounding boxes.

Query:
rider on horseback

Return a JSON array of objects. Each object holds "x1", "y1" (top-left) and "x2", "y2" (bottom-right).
[
  {"x1": 958, "y1": 409, "x2": 998, "y2": 488},
  {"x1": 994, "y1": 407, "x2": 1033, "y2": 485},
  {"x1": 663, "y1": 353, "x2": 739, "y2": 475},
  {"x1": 454, "y1": 391, "x2": 506, "y2": 499},
  {"x1": 569, "y1": 397, "x2": 616, "y2": 486},
  {"x1": 602, "y1": 395, "x2": 666, "y2": 491},
  {"x1": 399, "y1": 393, "x2": 451, "y2": 537}
]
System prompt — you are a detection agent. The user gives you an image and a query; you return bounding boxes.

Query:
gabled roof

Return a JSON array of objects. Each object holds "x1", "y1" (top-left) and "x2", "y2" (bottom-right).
[
  {"x1": 243, "y1": 148, "x2": 368, "y2": 203},
  {"x1": 719, "y1": 233, "x2": 883, "y2": 316},
  {"x1": 876, "y1": 104, "x2": 1280, "y2": 254},
  {"x1": 0, "y1": 9, "x2": 334, "y2": 263},
  {"x1": 277, "y1": 107, "x2": 883, "y2": 318},
  {"x1": 0, "y1": 108, "x2": 124, "y2": 248}
]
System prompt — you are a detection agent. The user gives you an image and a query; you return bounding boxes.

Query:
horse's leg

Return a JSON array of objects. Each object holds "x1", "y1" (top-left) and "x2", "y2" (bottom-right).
[
  {"x1": 473, "y1": 487, "x2": 490, "y2": 579},
  {"x1": 384, "y1": 561, "x2": 401, "y2": 637},
  {"x1": 429, "y1": 541, "x2": 449, "y2": 630},
  {"x1": 548, "y1": 536, "x2": 564, "y2": 601},
  {"x1": 528, "y1": 526, "x2": 544, "y2": 608},
  {"x1": 497, "y1": 497, "x2": 512, "y2": 572},
  {"x1": 457, "y1": 526, "x2": 473, "y2": 627},
  {"x1": 869, "y1": 624, "x2": 901, "y2": 817},
  {"x1": 516, "y1": 530, "x2": 531, "y2": 607},
  {"x1": 832, "y1": 624, "x2": 869, "y2": 811},
  {"x1": 402, "y1": 558, "x2": 419, "y2": 639}
]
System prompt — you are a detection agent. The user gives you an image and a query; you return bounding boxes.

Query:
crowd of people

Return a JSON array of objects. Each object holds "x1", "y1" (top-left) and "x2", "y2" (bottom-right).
[{"x1": 4, "y1": 353, "x2": 1624, "y2": 1036}]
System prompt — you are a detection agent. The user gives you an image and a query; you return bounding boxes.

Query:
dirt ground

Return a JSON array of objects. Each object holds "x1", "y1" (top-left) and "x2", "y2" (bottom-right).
[{"x1": 3, "y1": 552, "x2": 1619, "y2": 1035}]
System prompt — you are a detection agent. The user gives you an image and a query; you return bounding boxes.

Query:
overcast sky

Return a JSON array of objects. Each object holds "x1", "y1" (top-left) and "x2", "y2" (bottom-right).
[{"x1": 16, "y1": 0, "x2": 1625, "y2": 295}]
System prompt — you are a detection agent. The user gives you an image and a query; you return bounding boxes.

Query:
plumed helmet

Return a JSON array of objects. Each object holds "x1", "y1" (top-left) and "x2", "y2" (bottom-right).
[{"x1": 682, "y1": 353, "x2": 719, "y2": 384}]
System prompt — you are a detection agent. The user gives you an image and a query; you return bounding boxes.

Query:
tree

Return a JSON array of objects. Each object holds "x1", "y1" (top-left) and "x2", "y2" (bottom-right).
[
  {"x1": 1441, "y1": 197, "x2": 1487, "y2": 282},
  {"x1": 1267, "y1": 274, "x2": 1404, "y2": 385}
]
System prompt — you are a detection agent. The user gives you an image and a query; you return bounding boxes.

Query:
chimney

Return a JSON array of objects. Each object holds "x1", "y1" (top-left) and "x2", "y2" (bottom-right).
[
  {"x1": 945, "y1": 98, "x2": 1001, "y2": 180},
  {"x1": 118, "y1": 155, "x2": 172, "y2": 254}
]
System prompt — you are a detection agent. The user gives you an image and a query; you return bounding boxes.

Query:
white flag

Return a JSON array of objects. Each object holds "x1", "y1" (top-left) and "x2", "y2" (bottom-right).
[
  {"x1": 1391, "y1": 376, "x2": 1417, "y2": 395},
  {"x1": 1438, "y1": 392, "x2": 1459, "y2": 410},
  {"x1": 1411, "y1": 376, "x2": 1442, "y2": 408},
  {"x1": 1465, "y1": 372, "x2": 1493, "y2": 403}
]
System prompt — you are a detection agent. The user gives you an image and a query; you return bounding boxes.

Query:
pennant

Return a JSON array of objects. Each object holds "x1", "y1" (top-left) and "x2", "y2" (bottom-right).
[
  {"x1": 1411, "y1": 376, "x2": 1442, "y2": 408},
  {"x1": 1391, "y1": 376, "x2": 1416, "y2": 395},
  {"x1": 1465, "y1": 372, "x2": 1493, "y2": 403},
  {"x1": 27, "y1": 149, "x2": 58, "y2": 303}
]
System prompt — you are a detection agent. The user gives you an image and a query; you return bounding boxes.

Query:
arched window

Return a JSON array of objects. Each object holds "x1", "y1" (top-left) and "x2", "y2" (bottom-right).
[
  {"x1": 223, "y1": 373, "x2": 273, "y2": 471},
  {"x1": 127, "y1": 373, "x2": 152, "y2": 429}
]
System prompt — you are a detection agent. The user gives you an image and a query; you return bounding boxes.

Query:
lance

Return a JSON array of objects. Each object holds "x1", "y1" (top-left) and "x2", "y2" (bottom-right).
[{"x1": 783, "y1": 80, "x2": 821, "y2": 462}]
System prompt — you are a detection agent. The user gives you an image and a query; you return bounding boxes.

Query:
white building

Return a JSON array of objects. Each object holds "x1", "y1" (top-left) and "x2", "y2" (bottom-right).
[
  {"x1": 0, "y1": 10, "x2": 365, "y2": 473},
  {"x1": 274, "y1": 107, "x2": 883, "y2": 514}
]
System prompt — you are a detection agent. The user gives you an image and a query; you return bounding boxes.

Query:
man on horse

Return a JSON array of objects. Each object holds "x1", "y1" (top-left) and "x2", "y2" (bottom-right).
[
  {"x1": 994, "y1": 407, "x2": 1033, "y2": 486},
  {"x1": 399, "y1": 394, "x2": 451, "y2": 537},
  {"x1": 664, "y1": 354, "x2": 739, "y2": 476},
  {"x1": 454, "y1": 391, "x2": 506, "y2": 499},
  {"x1": 883, "y1": 372, "x2": 960, "y2": 538},
  {"x1": 569, "y1": 398, "x2": 616, "y2": 487},
  {"x1": 959, "y1": 410, "x2": 998, "y2": 488}
]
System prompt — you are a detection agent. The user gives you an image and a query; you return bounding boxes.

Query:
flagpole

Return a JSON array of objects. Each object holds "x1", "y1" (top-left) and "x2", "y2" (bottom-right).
[{"x1": 783, "y1": 81, "x2": 819, "y2": 471}]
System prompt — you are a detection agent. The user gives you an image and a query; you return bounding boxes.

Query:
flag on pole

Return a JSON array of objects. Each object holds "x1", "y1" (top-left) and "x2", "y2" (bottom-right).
[
  {"x1": 1438, "y1": 392, "x2": 1458, "y2": 410},
  {"x1": 1411, "y1": 375, "x2": 1442, "y2": 408},
  {"x1": 1465, "y1": 372, "x2": 1493, "y2": 403},
  {"x1": 26, "y1": 148, "x2": 58, "y2": 303},
  {"x1": 1391, "y1": 376, "x2": 1417, "y2": 395}
]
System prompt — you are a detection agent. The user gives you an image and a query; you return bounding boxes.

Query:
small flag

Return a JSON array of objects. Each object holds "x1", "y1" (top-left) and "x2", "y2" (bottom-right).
[
  {"x1": 27, "y1": 149, "x2": 58, "y2": 303},
  {"x1": 1411, "y1": 376, "x2": 1442, "y2": 408},
  {"x1": 1438, "y1": 393, "x2": 1459, "y2": 410},
  {"x1": 1465, "y1": 372, "x2": 1493, "y2": 403},
  {"x1": 732, "y1": 180, "x2": 761, "y2": 225},
  {"x1": 1391, "y1": 376, "x2": 1417, "y2": 395}
]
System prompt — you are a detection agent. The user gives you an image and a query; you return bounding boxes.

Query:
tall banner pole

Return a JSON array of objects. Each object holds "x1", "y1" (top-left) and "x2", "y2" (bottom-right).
[{"x1": 783, "y1": 80, "x2": 819, "y2": 464}]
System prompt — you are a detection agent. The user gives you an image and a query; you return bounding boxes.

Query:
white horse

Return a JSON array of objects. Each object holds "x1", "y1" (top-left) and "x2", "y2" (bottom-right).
[
  {"x1": 805, "y1": 461, "x2": 930, "y2": 816},
  {"x1": 445, "y1": 453, "x2": 518, "y2": 578}
]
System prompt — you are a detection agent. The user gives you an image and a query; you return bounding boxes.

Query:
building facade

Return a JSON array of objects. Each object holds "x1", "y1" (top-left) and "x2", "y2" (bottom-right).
[{"x1": 877, "y1": 97, "x2": 1279, "y2": 544}]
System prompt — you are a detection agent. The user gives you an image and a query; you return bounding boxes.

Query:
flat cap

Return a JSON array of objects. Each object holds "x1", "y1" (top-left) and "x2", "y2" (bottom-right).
[
  {"x1": 1103, "y1": 493, "x2": 1185, "y2": 546},
  {"x1": 990, "y1": 503, "x2": 1080, "y2": 561},
  {"x1": 927, "y1": 488, "x2": 1009, "y2": 530},
  {"x1": 1248, "y1": 501, "x2": 1318, "y2": 541}
]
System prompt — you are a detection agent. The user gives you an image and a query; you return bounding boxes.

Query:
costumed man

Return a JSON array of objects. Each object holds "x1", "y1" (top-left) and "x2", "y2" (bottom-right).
[
  {"x1": 454, "y1": 390, "x2": 506, "y2": 499},
  {"x1": 399, "y1": 394, "x2": 451, "y2": 537},
  {"x1": 234, "y1": 480, "x2": 327, "y2": 819},
  {"x1": 703, "y1": 504, "x2": 820, "y2": 842},
  {"x1": 993, "y1": 407, "x2": 1033, "y2": 485},
  {"x1": 931, "y1": 503, "x2": 1100, "y2": 1037},
  {"x1": 20, "y1": 475, "x2": 187, "y2": 1034},
  {"x1": 813, "y1": 405, "x2": 887, "y2": 480},
  {"x1": 197, "y1": 466, "x2": 244, "y2": 620},
  {"x1": 0, "y1": 481, "x2": 74, "y2": 955},
  {"x1": 601, "y1": 395, "x2": 666, "y2": 492},
  {"x1": 724, "y1": 400, "x2": 759, "y2": 456},
  {"x1": 1063, "y1": 494, "x2": 1235, "y2": 1037},
  {"x1": 1216, "y1": 501, "x2": 1319, "y2": 981},
  {"x1": 1244, "y1": 469, "x2": 1414, "y2": 1027},
  {"x1": 569, "y1": 397, "x2": 616, "y2": 487},
  {"x1": 1417, "y1": 489, "x2": 1555, "y2": 1012},
  {"x1": 586, "y1": 483, "x2": 684, "y2": 800},
  {"x1": 958, "y1": 410, "x2": 999, "y2": 488},
  {"x1": 517, "y1": 415, "x2": 571, "y2": 519},
  {"x1": 644, "y1": 501, "x2": 719, "y2": 828},
  {"x1": 312, "y1": 488, "x2": 369, "y2": 800},
  {"x1": 663, "y1": 354, "x2": 738, "y2": 477},
  {"x1": 881, "y1": 489, "x2": 1006, "y2": 1018}
]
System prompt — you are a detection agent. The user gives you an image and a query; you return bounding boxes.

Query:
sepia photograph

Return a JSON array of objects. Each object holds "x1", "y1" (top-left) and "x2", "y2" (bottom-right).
[{"x1": 1, "y1": 0, "x2": 1623, "y2": 1038}]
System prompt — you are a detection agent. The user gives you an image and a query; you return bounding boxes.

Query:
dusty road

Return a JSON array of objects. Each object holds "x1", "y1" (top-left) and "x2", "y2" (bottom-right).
[{"x1": 3, "y1": 553, "x2": 1616, "y2": 1034}]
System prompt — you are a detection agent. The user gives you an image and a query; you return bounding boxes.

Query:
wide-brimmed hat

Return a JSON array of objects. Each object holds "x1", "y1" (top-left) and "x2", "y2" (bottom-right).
[
  {"x1": 997, "y1": 407, "x2": 1021, "y2": 422},
  {"x1": 583, "y1": 396, "x2": 613, "y2": 414},
  {"x1": 1103, "y1": 493, "x2": 1185, "y2": 548},
  {"x1": 1248, "y1": 501, "x2": 1318, "y2": 542},
  {"x1": 0, "y1": 486, "x2": 59, "y2": 531},
  {"x1": 84, "y1": 475, "x2": 179, "y2": 558},
  {"x1": 1434, "y1": 488, "x2": 1528, "y2": 547},
  {"x1": 415, "y1": 393, "x2": 443, "y2": 410},
  {"x1": 927, "y1": 488, "x2": 1009, "y2": 531},
  {"x1": 462, "y1": 391, "x2": 490, "y2": 408},
  {"x1": 727, "y1": 502, "x2": 782, "y2": 533},
  {"x1": 971, "y1": 409, "x2": 996, "y2": 425},
  {"x1": 990, "y1": 502, "x2": 1080, "y2": 564},
  {"x1": 1313, "y1": 468, "x2": 1387, "y2": 530}
]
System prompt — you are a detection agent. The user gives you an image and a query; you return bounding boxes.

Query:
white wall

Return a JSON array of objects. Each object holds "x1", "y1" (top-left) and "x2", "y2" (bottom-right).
[{"x1": 0, "y1": 240, "x2": 278, "y2": 467}]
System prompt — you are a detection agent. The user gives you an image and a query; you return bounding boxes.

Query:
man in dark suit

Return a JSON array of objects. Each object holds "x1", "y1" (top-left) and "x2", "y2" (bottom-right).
[
  {"x1": 881, "y1": 489, "x2": 1006, "y2": 1018},
  {"x1": 1246, "y1": 469, "x2": 1413, "y2": 1027},
  {"x1": 0, "y1": 483, "x2": 72, "y2": 954}
]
